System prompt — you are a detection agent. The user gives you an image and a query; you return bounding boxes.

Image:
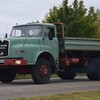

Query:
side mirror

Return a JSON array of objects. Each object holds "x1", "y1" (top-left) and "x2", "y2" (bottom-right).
[
  {"x1": 48, "y1": 30, "x2": 54, "y2": 40},
  {"x1": 4, "y1": 33, "x2": 8, "y2": 38},
  {"x1": 48, "y1": 33, "x2": 53, "y2": 40}
]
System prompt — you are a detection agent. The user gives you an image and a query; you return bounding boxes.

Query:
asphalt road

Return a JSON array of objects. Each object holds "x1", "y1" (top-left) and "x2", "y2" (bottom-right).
[{"x1": 0, "y1": 76, "x2": 100, "y2": 100}]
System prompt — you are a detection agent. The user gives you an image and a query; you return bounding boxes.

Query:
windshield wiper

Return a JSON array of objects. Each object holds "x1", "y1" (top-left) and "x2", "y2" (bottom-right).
[{"x1": 23, "y1": 32, "x2": 31, "y2": 37}]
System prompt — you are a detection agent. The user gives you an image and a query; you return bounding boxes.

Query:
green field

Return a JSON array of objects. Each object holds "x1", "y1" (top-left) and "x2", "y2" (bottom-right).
[{"x1": 9, "y1": 91, "x2": 100, "y2": 100}]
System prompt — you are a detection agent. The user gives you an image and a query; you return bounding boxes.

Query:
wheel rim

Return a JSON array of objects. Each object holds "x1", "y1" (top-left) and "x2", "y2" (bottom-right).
[{"x1": 40, "y1": 65, "x2": 48, "y2": 77}]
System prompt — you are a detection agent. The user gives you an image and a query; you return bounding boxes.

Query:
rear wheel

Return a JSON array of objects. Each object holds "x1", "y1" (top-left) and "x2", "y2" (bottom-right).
[
  {"x1": 86, "y1": 59, "x2": 100, "y2": 80},
  {"x1": 57, "y1": 68, "x2": 77, "y2": 80},
  {"x1": 31, "y1": 58, "x2": 51, "y2": 84},
  {"x1": 0, "y1": 68, "x2": 16, "y2": 83}
]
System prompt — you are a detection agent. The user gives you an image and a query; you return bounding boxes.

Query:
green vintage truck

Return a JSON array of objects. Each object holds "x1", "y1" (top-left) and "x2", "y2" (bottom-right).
[{"x1": 0, "y1": 22, "x2": 100, "y2": 84}]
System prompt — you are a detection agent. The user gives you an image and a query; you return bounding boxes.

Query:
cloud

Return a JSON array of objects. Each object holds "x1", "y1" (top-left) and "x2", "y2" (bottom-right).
[
  {"x1": 0, "y1": 0, "x2": 62, "y2": 37},
  {"x1": 0, "y1": 0, "x2": 62, "y2": 20}
]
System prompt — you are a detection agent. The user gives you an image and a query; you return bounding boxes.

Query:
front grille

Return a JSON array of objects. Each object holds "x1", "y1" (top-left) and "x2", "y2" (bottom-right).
[{"x1": 0, "y1": 40, "x2": 9, "y2": 57}]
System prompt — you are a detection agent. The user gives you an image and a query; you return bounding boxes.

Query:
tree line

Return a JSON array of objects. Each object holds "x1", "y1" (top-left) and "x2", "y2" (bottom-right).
[{"x1": 43, "y1": 0, "x2": 100, "y2": 38}]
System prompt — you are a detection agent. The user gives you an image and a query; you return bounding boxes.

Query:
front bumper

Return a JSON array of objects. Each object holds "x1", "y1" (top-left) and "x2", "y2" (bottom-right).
[{"x1": 0, "y1": 59, "x2": 27, "y2": 66}]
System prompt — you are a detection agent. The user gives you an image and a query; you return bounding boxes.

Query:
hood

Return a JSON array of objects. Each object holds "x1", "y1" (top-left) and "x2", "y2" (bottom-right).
[{"x1": 0, "y1": 36, "x2": 41, "y2": 59}]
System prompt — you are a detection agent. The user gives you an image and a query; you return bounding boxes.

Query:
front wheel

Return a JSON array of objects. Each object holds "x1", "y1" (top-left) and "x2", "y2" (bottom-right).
[
  {"x1": 31, "y1": 58, "x2": 51, "y2": 84},
  {"x1": 0, "y1": 68, "x2": 16, "y2": 83}
]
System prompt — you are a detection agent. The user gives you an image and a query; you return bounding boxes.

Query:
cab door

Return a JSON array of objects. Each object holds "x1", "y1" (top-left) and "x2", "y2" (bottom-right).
[{"x1": 42, "y1": 25, "x2": 59, "y2": 60}]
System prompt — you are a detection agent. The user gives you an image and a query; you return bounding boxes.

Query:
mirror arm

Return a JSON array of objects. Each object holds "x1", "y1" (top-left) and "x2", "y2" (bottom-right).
[{"x1": 4, "y1": 33, "x2": 8, "y2": 38}]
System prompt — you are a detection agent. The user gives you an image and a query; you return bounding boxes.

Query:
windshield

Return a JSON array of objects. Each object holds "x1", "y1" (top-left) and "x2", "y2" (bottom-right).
[{"x1": 10, "y1": 25, "x2": 43, "y2": 37}]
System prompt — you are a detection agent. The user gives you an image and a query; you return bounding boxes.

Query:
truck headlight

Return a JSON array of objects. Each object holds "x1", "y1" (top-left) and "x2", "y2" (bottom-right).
[{"x1": 15, "y1": 60, "x2": 21, "y2": 65}]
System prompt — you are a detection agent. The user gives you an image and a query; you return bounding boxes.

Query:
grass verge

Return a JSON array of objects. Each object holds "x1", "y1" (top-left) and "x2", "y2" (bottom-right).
[
  {"x1": 15, "y1": 73, "x2": 86, "y2": 79},
  {"x1": 16, "y1": 74, "x2": 58, "y2": 79},
  {"x1": 9, "y1": 91, "x2": 100, "y2": 100}
]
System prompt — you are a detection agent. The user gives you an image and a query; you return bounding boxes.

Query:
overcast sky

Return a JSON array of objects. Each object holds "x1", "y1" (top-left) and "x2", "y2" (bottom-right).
[{"x1": 0, "y1": 0, "x2": 100, "y2": 37}]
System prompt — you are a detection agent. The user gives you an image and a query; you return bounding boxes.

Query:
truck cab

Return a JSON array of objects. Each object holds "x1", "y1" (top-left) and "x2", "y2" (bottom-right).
[{"x1": 0, "y1": 23, "x2": 59, "y2": 84}]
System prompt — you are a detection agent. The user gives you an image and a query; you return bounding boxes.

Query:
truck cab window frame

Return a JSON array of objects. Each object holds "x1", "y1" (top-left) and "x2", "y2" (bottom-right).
[
  {"x1": 44, "y1": 26, "x2": 55, "y2": 39},
  {"x1": 10, "y1": 25, "x2": 43, "y2": 37}
]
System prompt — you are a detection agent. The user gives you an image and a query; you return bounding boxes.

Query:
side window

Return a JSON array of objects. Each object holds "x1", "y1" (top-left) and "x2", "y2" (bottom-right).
[
  {"x1": 49, "y1": 28, "x2": 55, "y2": 37},
  {"x1": 44, "y1": 27, "x2": 55, "y2": 38}
]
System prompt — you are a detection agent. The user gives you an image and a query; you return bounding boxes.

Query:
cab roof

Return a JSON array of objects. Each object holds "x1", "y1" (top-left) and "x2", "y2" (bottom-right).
[{"x1": 13, "y1": 22, "x2": 55, "y2": 28}]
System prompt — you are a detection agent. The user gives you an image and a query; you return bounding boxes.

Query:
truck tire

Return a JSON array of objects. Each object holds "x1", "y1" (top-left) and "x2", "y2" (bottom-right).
[
  {"x1": 86, "y1": 59, "x2": 100, "y2": 80},
  {"x1": 31, "y1": 58, "x2": 51, "y2": 84},
  {"x1": 0, "y1": 69, "x2": 16, "y2": 83},
  {"x1": 57, "y1": 68, "x2": 77, "y2": 80}
]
